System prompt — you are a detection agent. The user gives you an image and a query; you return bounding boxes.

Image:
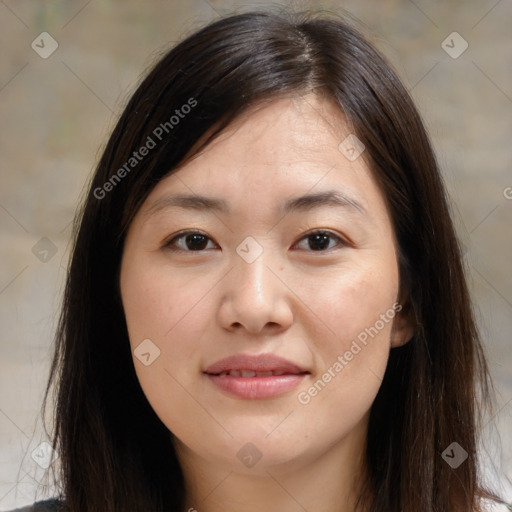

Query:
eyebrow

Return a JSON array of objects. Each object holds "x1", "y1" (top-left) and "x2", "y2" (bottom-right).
[{"x1": 143, "y1": 190, "x2": 367, "y2": 220}]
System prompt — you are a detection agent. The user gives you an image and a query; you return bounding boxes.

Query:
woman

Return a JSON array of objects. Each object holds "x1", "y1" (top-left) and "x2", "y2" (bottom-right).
[{"x1": 11, "y1": 8, "x2": 510, "y2": 512}]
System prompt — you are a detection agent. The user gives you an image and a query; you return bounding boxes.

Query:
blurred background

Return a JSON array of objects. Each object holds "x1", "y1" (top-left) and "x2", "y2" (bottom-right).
[{"x1": 0, "y1": 0, "x2": 511, "y2": 509}]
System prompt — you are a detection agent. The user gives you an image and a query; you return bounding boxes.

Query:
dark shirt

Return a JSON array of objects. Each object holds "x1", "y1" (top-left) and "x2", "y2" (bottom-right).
[{"x1": 3, "y1": 498, "x2": 64, "y2": 512}]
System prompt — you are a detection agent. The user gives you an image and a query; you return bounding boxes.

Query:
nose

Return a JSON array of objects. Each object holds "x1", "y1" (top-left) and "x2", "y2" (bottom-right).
[{"x1": 217, "y1": 245, "x2": 293, "y2": 336}]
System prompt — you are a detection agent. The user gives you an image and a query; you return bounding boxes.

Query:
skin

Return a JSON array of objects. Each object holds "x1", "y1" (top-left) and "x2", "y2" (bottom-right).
[{"x1": 120, "y1": 93, "x2": 414, "y2": 512}]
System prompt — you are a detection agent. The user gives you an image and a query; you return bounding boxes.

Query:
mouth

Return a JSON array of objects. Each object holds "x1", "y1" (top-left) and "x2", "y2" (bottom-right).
[
  {"x1": 204, "y1": 353, "x2": 310, "y2": 399},
  {"x1": 212, "y1": 369, "x2": 307, "y2": 377}
]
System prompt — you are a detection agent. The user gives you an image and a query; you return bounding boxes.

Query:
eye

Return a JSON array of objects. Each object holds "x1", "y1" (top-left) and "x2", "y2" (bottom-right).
[
  {"x1": 163, "y1": 230, "x2": 218, "y2": 252},
  {"x1": 292, "y1": 229, "x2": 348, "y2": 252},
  {"x1": 162, "y1": 229, "x2": 348, "y2": 253}
]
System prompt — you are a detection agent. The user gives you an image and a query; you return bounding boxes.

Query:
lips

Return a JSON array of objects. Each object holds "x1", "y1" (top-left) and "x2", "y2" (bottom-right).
[
  {"x1": 204, "y1": 353, "x2": 310, "y2": 399},
  {"x1": 204, "y1": 353, "x2": 309, "y2": 376}
]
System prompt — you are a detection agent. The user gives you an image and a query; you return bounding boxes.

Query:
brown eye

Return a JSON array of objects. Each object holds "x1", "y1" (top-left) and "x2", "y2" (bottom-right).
[
  {"x1": 163, "y1": 229, "x2": 347, "y2": 253},
  {"x1": 163, "y1": 231, "x2": 218, "y2": 252},
  {"x1": 293, "y1": 230, "x2": 347, "y2": 252}
]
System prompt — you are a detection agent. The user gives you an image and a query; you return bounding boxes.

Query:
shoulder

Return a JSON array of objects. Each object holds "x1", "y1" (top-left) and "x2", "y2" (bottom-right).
[{"x1": 2, "y1": 498, "x2": 65, "y2": 512}]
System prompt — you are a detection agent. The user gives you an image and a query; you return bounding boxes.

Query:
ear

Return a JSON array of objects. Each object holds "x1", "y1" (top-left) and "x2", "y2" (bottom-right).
[{"x1": 390, "y1": 300, "x2": 416, "y2": 348}]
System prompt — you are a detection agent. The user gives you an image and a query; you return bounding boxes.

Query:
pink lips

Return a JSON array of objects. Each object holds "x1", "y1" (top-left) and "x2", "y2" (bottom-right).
[{"x1": 204, "y1": 353, "x2": 309, "y2": 399}]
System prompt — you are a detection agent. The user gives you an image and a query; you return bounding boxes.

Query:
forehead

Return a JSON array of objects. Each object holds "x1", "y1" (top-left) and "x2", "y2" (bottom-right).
[
  {"x1": 194, "y1": 93, "x2": 353, "y2": 166},
  {"x1": 137, "y1": 95, "x2": 389, "y2": 227}
]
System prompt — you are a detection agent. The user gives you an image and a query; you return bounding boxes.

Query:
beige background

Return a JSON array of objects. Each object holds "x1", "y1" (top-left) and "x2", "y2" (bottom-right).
[{"x1": 0, "y1": 0, "x2": 511, "y2": 509}]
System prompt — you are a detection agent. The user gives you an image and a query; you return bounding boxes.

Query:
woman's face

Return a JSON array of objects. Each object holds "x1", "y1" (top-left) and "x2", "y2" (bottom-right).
[{"x1": 120, "y1": 94, "x2": 412, "y2": 475}]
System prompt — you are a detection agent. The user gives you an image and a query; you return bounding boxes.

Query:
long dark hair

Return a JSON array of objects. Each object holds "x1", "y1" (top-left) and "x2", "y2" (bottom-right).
[{"x1": 41, "y1": 8, "x2": 504, "y2": 512}]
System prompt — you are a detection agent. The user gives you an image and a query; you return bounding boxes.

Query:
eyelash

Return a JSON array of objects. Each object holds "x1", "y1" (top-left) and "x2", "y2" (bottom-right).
[{"x1": 162, "y1": 229, "x2": 349, "y2": 254}]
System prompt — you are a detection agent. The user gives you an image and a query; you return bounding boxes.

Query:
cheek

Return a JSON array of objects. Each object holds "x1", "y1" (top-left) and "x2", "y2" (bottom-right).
[
  {"x1": 120, "y1": 254, "x2": 219, "y2": 398},
  {"x1": 310, "y1": 252, "x2": 399, "y2": 350},
  {"x1": 121, "y1": 257, "x2": 209, "y2": 351},
  {"x1": 120, "y1": 257, "x2": 218, "y2": 440},
  {"x1": 297, "y1": 253, "x2": 399, "y2": 412}
]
